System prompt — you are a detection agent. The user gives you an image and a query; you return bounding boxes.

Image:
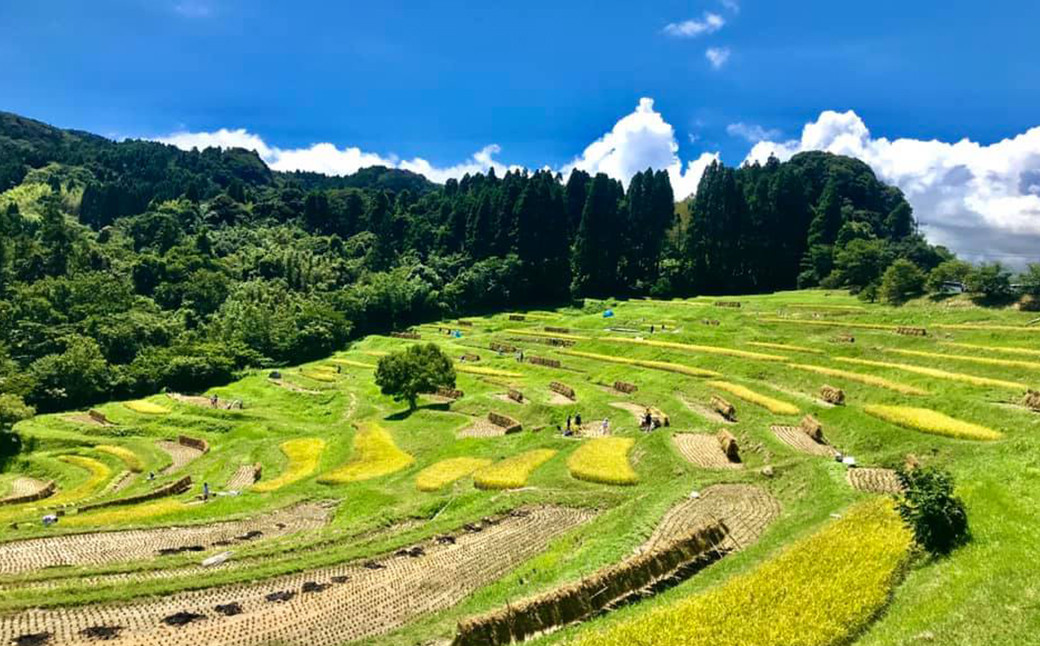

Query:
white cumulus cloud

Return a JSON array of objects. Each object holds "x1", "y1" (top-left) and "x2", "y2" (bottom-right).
[
  {"x1": 745, "y1": 110, "x2": 1040, "y2": 266},
  {"x1": 664, "y1": 12, "x2": 725, "y2": 38},
  {"x1": 705, "y1": 47, "x2": 731, "y2": 69},
  {"x1": 561, "y1": 97, "x2": 717, "y2": 200}
]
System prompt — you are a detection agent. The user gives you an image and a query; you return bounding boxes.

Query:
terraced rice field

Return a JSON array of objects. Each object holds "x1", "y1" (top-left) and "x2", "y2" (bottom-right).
[{"x1": 1, "y1": 291, "x2": 1035, "y2": 646}]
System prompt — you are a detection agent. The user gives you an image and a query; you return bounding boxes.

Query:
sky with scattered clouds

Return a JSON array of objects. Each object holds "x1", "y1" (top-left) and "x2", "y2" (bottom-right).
[{"x1": 1, "y1": 0, "x2": 1039, "y2": 263}]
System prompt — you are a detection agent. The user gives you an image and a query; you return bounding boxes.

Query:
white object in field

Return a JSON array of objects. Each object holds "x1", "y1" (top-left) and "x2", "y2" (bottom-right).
[
  {"x1": 842, "y1": 456, "x2": 857, "y2": 466},
  {"x1": 202, "y1": 551, "x2": 232, "y2": 567},
  {"x1": 41, "y1": 514, "x2": 59, "y2": 526},
  {"x1": 689, "y1": 490, "x2": 701, "y2": 499}
]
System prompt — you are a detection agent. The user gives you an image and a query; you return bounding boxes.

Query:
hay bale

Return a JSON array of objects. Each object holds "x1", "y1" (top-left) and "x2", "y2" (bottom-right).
[
  {"x1": 507, "y1": 389, "x2": 525, "y2": 403},
  {"x1": 456, "y1": 320, "x2": 474, "y2": 327},
  {"x1": 461, "y1": 352, "x2": 481, "y2": 362},
  {"x1": 87, "y1": 409, "x2": 111, "y2": 425},
  {"x1": 820, "y1": 385, "x2": 845, "y2": 405},
  {"x1": 544, "y1": 326, "x2": 570, "y2": 334},
  {"x1": 835, "y1": 333, "x2": 856, "y2": 343},
  {"x1": 716, "y1": 430, "x2": 740, "y2": 462},
  {"x1": 436, "y1": 386, "x2": 465, "y2": 400},
  {"x1": 178, "y1": 435, "x2": 209, "y2": 453},
  {"x1": 613, "y1": 380, "x2": 638, "y2": 394},
  {"x1": 896, "y1": 326, "x2": 928, "y2": 337},
  {"x1": 488, "y1": 412, "x2": 522, "y2": 433},
  {"x1": 710, "y1": 395, "x2": 736, "y2": 421},
  {"x1": 800, "y1": 414, "x2": 824, "y2": 442},
  {"x1": 702, "y1": 319, "x2": 721, "y2": 326},
  {"x1": 1024, "y1": 389, "x2": 1040, "y2": 412},
  {"x1": 489, "y1": 342, "x2": 518, "y2": 354},
  {"x1": 528, "y1": 356, "x2": 561, "y2": 368},
  {"x1": 509, "y1": 314, "x2": 526, "y2": 321},
  {"x1": 714, "y1": 301, "x2": 741, "y2": 308},
  {"x1": 389, "y1": 331, "x2": 421, "y2": 340},
  {"x1": 549, "y1": 381, "x2": 576, "y2": 400}
]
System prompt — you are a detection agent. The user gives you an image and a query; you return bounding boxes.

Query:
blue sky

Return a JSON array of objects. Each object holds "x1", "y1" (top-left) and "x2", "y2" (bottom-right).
[{"x1": 2, "y1": 0, "x2": 1040, "y2": 262}]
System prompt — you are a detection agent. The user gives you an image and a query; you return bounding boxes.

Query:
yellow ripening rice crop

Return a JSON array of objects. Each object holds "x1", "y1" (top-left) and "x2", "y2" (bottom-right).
[
  {"x1": 506, "y1": 328, "x2": 588, "y2": 341},
  {"x1": 573, "y1": 498, "x2": 912, "y2": 646},
  {"x1": 455, "y1": 364, "x2": 523, "y2": 378},
  {"x1": 330, "y1": 358, "x2": 376, "y2": 369},
  {"x1": 50, "y1": 456, "x2": 112, "y2": 506},
  {"x1": 946, "y1": 342, "x2": 1040, "y2": 358},
  {"x1": 96, "y1": 445, "x2": 144, "y2": 472},
  {"x1": 863, "y1": 404, "x2": 1002, "y2": 441},
  {"x1": 253, "y1": 438, "x2": 326, "y2": 492},
  {"x1": 888, "y1": 347, "x2": 1040, "y2": 371},
  {"x1": 602, "y1": 337, "x2": 785, "y2": 362},
  {"x1": 706, "y1": 381, "x2": 799, "y2": 415},
  {"x1": 65, "y1": 499, "x2": 187, "y2": 527},
  {"x1": 760, "y1": 317, "x2": 896, "y2": 331},
  {"x1": 567, "y1": 437, "x2": 637, "y2": 485},
  {"x1": 300, "y1": 370, "x2": 336, "y2": 383},
  {"x1": 474, "y1": 449, "x2": 558, "y2": 490},
  {"x1": 935, "y1": 323, "x2": 1040, "y2": 333},
  {"x1": 786, "y1": 363, "x2": 928, "y2": 396},
  {"x1": 319, "y1": 423, "x2": 415, "y2": 484},
  {"x1": 124, "y1": 400, "x2": 170, "y2": 415},
  {"x1": 416, "y1": 457, "x2": 493, "y2": 491},
  {"x1": 747, "y1": 341, "x2": 823, "y2": 354},
  {"x1": 559, "y1": 349, "x2": 719, "y2": 378},
  {"x1": 836, "y1": 356, "x2": 1027, "y2": 390}
]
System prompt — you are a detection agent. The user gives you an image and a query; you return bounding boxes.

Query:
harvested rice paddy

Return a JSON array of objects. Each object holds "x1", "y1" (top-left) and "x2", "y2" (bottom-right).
[{"x1": 1, "y1": 290, "x2": 1035, "y2": 646}]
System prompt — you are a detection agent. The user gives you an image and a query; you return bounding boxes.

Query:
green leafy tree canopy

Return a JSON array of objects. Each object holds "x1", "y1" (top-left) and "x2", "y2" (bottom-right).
[{"x1": 374, "y1": 342, "x2": 456, "y2": 410}]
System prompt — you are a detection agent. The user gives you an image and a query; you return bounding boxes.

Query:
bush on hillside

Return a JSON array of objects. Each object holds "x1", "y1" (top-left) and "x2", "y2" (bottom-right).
[
  {"x1": 879, "y1": 259, "x2": 926, "y2": 305},
  {"x1": 895, "y1": 466, "x2": 970, "y2": 556}
]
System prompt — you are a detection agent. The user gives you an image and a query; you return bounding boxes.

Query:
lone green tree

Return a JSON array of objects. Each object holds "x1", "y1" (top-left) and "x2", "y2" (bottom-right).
[
  {"x1": 374, "y1": 343, "x2": 456, "y2": 410},
  {"x1": 896, "y1": 466, "x2": 970, "y2": 556},
  {"x1": 879, "y1": 259, "x2": 925, "y2": 305}
]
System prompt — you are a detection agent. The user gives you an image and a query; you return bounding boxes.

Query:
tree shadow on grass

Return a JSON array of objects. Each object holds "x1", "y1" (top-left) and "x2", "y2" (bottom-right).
[{"x1": 384, "y1": 401, "x2": 451, "y2": 421}]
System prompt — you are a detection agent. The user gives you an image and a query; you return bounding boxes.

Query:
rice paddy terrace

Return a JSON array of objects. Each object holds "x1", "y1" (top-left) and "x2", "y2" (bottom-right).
[{"x1": 1, "y1": 291, "x2": 1038, "y2": 646}]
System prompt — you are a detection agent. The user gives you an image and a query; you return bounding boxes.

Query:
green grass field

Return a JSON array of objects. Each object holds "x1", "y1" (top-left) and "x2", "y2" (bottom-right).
[{"x1": 1, "y1": 290, "x2": 1037, "y2": 646}]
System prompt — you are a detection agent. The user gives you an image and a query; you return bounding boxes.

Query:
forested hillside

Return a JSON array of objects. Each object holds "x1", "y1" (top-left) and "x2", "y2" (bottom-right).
[{"x1": 0, "y1": 111, "x2": 966, "y2": 414}]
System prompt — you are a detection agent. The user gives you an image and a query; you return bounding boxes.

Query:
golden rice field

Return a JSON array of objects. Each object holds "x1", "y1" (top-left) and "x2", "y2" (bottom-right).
[
  {"x1": 96, "y1": 445, "x2": 144, "y2": 472},
  {"x1": 560, "y1": 349, "x2": 720, "y2": 378},
  {"x1": 786, "y1": 362, "x2": 929, "y2": 395},
  {"x1": 123, "y1": 399, "x2": 170, "y2": 415},
  {"x1": 836, "y1": 357, "x2": 1028, "y2": 390},
  {"x1": 64, "y1": 499, "x2": 187, "y2": 527},
  {"x1": 946, "y1": 342, "x2": 1040, "y2": 357},
  {"x1": 747, "y1": 341, "x2": 823, "y2": 354},
  {"x1": 50, "y1": 456, "x2": 112, "y2": 505},
  {"x1": 760, "y1": 317, "x2": 896, "y2": 331},
  {"x1": 887, "y1": 347, "x2": 1040, "y2": 371},
  {"x1": 566, "y1": 437, "x2": 638, "y2": 485},
  {"x1": 706, "y1": 381, "x2": 800, "y2": 415},
  {"x1": 301, "y1": 369, "x2": 337, "y2": 383},
  {"x1": 415, "y1": 457, "x2": 493, "y2": 491},
  {"x1": 506, "y1": 328, "x2": 589, "y2": 341},
  {"x1": 473, "y1": 449, "x2": 557, "y2": 490},
  {"x1": 602, "y1": 337, "x2": 786, "y2": 361},
  {"x1": 863, "y1": 404, "x2": 1003, "y2": 441},
  {"x1": 330, "y1": 358, "x2": 377, "y2": 369},
  {"x1": 454, "y1": 364, "x2": 523, "y2": 378},
  {"x1": 253, "y1": 438, "x2": 326, "y2": 492},
  {"x1": 574, "y1": 499, "x2": 912, "y2": 646},
  {"x1": 318, "y1": 423, "x2": 415, "y2": 484}
]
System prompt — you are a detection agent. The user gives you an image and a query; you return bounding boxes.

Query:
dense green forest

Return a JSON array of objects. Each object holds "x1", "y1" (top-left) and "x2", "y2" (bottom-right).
[{"x1": 1, "y1": 111, "x2": 1031, "y2": 416}]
